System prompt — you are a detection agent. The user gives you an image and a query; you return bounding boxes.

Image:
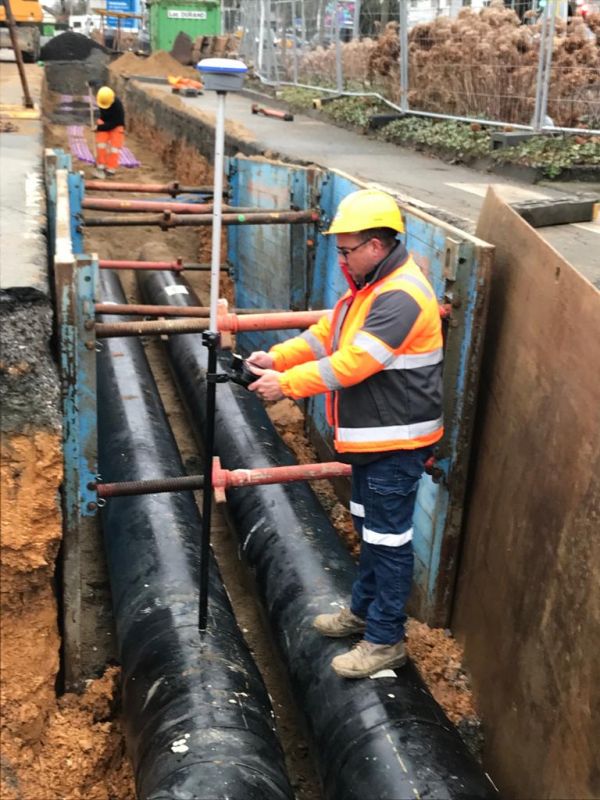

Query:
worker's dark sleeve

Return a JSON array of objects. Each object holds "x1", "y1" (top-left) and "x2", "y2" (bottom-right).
[{"x1": 96, "y1": 98, "x2": 125, "y2": 132}]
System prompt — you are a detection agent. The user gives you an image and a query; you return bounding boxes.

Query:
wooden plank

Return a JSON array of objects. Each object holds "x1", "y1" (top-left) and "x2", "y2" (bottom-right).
[{"x1": 453, "y1": 188, "x2": 600, "y2": 800}]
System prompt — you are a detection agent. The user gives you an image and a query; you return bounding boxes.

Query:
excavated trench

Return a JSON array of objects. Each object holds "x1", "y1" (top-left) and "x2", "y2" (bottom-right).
[
  {"x1": 83, "y1": 134, "x2": 327, "y2": 800},
  {"x1": 8, "y1": 111, "x2": 321, "y2": 800},
  {"x1": 0, "y1": 85, "x2": 486, "y2": 799}
]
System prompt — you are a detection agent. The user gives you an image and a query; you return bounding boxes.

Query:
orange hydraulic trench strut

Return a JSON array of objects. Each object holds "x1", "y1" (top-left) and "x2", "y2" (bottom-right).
[
  {"x1": 99, "y1": 258, "x2": 185, "y2": 271},
  {"x1": 83, "y1": 198, "x2": 263, "y2": 214},
  {"x1": 93, "y1": 303, "x2": 452, "y2": 338},
  {"x1": 220, "y1": 304, "x2": 452, "y2": 332},
  {"x1": 93, "y1": 308, "x2": 329, "y2": 338},
  {"x1": 84, "y1": 198, "x2": 215, "y2": 214},
  {"x1": 93, "y1": 458, "x2": 352, "y2": 501},
  {"x1": 220, "y1": 308, "x2": 326, "y2": 333},
  {"x1": 211, "y1": 457, "x2": 351, "y2": 502},
  {"x1": 84, "y1": 180, "x2": 217, "y2": 195}
]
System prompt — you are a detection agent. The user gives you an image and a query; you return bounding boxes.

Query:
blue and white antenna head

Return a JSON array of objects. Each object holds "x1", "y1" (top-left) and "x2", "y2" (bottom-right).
[{"x1": 196, "y1": 58, "x2": 248, "y2": 92}]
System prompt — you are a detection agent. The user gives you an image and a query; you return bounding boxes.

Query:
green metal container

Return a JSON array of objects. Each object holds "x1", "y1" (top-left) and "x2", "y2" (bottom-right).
[{"x1": 149, "y1": 0, "x2": 220, "y2": 53}]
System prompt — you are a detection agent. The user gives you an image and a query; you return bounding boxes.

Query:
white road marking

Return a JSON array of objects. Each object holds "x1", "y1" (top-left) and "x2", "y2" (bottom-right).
[
  {"x1": 445, "y1": 181, "x2": 551, "y2": 202},
  {"x1": 372, "y1": 181, "x2": 437, "y2": 212},
  {"x1": 573, "y1": 221, "x2": 600, "y2": 235}
]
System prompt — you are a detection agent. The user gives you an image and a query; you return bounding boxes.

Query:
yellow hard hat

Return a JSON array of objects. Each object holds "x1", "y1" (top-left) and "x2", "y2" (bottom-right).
[
  {"x1": 326, "y1": 189, "x2": 404, "y2": 235},
  {"x1": 96, "y1": 86, "x2": 115, "y2": 110}
]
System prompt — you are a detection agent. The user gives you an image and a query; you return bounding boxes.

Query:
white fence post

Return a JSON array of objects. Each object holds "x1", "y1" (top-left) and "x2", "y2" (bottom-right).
[{"x1": 399, "y1": 0, "x2": 408, "y2": 114}]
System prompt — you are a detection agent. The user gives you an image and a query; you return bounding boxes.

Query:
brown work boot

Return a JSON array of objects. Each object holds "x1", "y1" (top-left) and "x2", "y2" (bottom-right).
[
  {"x1": 331, "y1": 639, "x2": 407, "y2": 678},
  {"x1": 313, "y1": 607, "x2": 366, "y2": 638}
]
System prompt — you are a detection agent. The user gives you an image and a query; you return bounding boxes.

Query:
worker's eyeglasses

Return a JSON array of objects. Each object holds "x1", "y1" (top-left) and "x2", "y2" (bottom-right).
[{"x1": 336, "y1": 238, "x2": 372, "y2": 260}]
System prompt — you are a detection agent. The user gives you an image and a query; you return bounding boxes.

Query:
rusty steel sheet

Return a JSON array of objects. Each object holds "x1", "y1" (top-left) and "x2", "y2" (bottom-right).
[{"x1": 454, "y1": 188, "x2": 600, "y2": 800}]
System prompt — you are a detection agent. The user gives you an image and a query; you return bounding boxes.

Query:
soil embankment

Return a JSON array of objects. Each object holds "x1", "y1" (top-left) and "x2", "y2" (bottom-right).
[{"x1": 0, "y1": 286, "x2": 134, "y2": 800}]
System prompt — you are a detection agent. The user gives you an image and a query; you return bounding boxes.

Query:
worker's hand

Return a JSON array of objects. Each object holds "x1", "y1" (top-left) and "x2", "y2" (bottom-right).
[
  {"x1": 246, "y1": 351, "x2": 275, "y2": 369},
  {"x1": 248, "y1": 368, "x2": 285, "y2": 402}
]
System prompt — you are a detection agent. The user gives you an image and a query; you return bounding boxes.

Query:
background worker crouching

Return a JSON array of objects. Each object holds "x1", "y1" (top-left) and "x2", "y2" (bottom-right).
[{"x1": 93, "y1": 86, "x2": 125, "y2": 179}]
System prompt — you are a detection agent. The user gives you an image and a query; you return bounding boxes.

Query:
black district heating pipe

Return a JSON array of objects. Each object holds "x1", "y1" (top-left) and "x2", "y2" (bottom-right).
[
  {"x1": 96, "y1": 270, "x2": 294, "y2": 800},
  {"x1": 139, "y1": 270, "x2": 499, "y2": 800}
]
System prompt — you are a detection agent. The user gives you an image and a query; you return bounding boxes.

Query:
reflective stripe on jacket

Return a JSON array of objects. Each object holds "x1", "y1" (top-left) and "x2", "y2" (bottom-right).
[{"x1": 272, "y1": 243, "x2": 444, "y2": 453}]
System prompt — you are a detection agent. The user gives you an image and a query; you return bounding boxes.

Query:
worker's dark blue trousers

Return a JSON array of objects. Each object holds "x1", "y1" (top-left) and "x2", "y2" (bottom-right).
[{"x1": 349, "y1": 447, "x2": 431, "y2": 645}]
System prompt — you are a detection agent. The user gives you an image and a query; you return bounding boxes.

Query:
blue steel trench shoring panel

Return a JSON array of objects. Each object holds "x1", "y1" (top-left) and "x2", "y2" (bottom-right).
[
  {"x1": 68, "y1": 170, "x2": 84, "y2": 255},
  {"x1": 227, "y1": 157, "x2": 317, "y2": 353},
  {"x1": 227, "y1": 159, "x2": 491, "y2": 626},
  {"x1": 52, "y1": 152, "x2": 102, "y2": 688},
  {"x1": 44, "y1": 149, "x2": 72, "y2": 261},
  {"x1": 49, "y1": 150, "x2": 97, "y2": 516},
  {"x1": 56, "y1": 257, "x2": 98, "y2": 521}
]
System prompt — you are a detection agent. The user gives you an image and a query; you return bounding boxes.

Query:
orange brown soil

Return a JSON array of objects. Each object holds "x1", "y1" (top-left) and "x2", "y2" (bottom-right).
[
  {"x1": 1, "y1": 667, "x2": 133, "y2": 800},
  {"x1": 0, "y1": 430, "x2": 134, "y2": 798},
  {"x1": 405, "y1": 620, "x2": 477, "y2": 724}
]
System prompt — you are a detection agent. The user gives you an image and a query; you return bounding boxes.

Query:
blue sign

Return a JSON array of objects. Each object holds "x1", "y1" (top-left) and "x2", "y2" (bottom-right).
[
  {"x1": 106, "y1": 0, "x2": 139, "y2": 30},
  {"x1": 325, "y1": 0, "x2": 355, "y2": 29}
]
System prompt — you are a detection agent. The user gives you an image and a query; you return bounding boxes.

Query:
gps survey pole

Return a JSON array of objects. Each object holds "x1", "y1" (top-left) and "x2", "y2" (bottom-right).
[{"x1": 196, "y1": 58, "x2": 248, "y2": 631}]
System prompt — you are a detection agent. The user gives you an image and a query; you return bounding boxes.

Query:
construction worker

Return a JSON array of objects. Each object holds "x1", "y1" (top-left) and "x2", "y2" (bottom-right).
[
  {"x1": 247, "y1": 189, "x2": 444, "y2": 679},
  {"x1": 93, "y1": 86, "x2": 125, "y2": 179}
]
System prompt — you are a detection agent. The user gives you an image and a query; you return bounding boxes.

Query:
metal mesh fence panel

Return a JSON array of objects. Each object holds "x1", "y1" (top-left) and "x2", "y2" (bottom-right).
[
  {"x1": 405, "y1": 5, "x2": 543, "y2": 125},
  {"x1": 224, "y1": 1, "x2": 600, "y2": 132},
  {"x1": 546, "y1": 13, "x2": 600, "y2": 128},
  {"x1": 404, "y1": 3, "x2": 600, "y2": 128}
]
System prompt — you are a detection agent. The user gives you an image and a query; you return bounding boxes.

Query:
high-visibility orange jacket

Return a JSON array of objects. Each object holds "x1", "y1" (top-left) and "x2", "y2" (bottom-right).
[{"x1": 271, "y1": 242, "x2": 444, "y2": 454}]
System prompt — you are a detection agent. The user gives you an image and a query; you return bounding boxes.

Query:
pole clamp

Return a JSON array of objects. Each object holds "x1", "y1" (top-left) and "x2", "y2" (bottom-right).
[{"x1": 424, "y1": 455, "x2": 445, "y2": 485}]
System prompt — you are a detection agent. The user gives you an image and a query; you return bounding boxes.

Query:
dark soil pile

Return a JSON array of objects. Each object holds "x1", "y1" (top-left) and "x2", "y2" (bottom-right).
[{"x1": 41, "y1": 31, "x2": 108, "y2": 61}]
